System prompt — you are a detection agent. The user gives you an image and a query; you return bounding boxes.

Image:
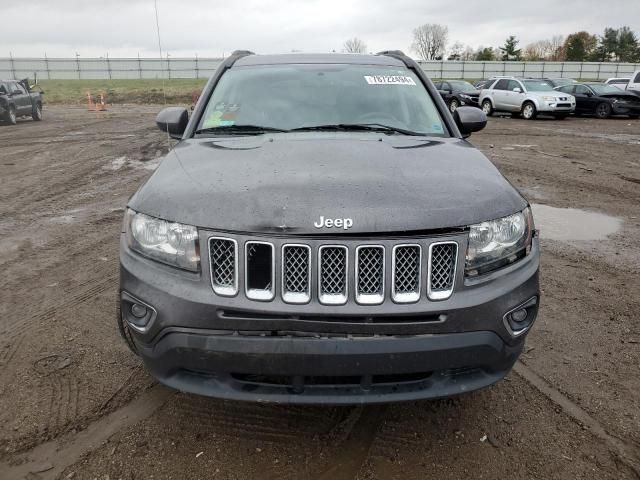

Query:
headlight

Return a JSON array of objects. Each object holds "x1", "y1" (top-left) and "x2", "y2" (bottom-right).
[
  {"x1": 542, "y1": 96, "x2": 555, "y2": 102},
  {"x1": 125, "y1": 209, "x2": 200, "y2": 271},
  {"x1": 465, "y1": 208, "x2": 534, "y2": 277},
  {"x1": 460, "y1": 94, "x2": 472, "y2": 100}
]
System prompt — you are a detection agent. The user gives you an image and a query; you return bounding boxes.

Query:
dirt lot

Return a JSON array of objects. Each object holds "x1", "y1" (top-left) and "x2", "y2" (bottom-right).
[{"x1": 0, "y1": 106, "x2": 639, "y2": 480}]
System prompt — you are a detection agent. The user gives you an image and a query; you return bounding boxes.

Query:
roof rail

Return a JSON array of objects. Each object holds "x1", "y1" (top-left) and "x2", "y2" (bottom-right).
[
  {"x1": 376, "y1": 50, "x2": 406, "y2": 57},
  {"x1": 231, "y1": 50, "x2": 255, "y2": 56}
]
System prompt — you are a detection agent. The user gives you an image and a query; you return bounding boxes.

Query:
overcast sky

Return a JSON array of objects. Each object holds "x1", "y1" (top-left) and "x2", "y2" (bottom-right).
[{"x1": 2, "y1": 0, "x2": 639, "y2": 58}]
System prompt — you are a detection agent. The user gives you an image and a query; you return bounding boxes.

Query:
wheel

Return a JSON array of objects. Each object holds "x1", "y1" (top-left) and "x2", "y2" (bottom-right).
[
  {"x1": 522, "y1": 102, "x2": 537, "y2": 120},
  {"x1": 449, "y1": 98, "x2": 460, "y2": 113},
  {"x1": 5, "y1": 105, "x2": 17, "y2": 125},
  {"x1": 554, "y1": 114, "x2": 568, "y2": 120},
  {"x1": 117, "y1": 297, "x2": 139, "y2": 355},
  {"x1": 481, "y1": 99, "x2": 493, "y2": 116},
  {"x1": 32, "y1": 102, "x2": 42, "y2": 121},
  {"x1": 595, "y1": 102, "x2": 612, "y2": 119}
]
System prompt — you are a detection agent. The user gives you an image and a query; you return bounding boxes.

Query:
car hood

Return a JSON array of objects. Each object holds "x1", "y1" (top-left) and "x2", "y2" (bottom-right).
[
  {"x1": 459, "y1": 90, "x2": 481, "y2": 97},
  {"x1": 597, "y1": 91, "x2": 640, "y2": 100},
  {"x1": 129, "y1": 134, "x2": 527, "y2": 235}
]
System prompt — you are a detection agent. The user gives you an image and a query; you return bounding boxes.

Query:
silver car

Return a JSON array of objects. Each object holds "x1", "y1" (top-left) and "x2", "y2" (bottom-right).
[{"x1": 479, "y1": 77, "x2": 576, "y2": 120}]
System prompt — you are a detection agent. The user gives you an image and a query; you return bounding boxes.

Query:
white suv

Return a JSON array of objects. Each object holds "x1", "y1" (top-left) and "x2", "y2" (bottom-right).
[
  {"x1": 627, "y1": 70, "x2": 640, "y2": 95},
  {"x1": 479, "y1": 77, "x2": 576, "y2": 120}
]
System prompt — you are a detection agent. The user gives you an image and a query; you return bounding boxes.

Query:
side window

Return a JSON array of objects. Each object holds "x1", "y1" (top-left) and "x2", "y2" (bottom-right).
[
  {"x1": 634, "y1": 72, "x2": 640, "y2": 83},
  {"x1": 493, "y1": 79, "x2": 509, "y2": 90},
  {"x1": 442, "y1": 82, "x2": 451, "y2": 91},
  {"x1": 559, "y1": 85, "x2": 575, "y2": 94},
  {"x1": 0, "y1": 82, "x2": 7, "y2": 94},
  {"x1": 433, "y1": 81, "x2": 442, "y2": 89},
  {"x1": 13, "y1": 83, "x2": 26, "y2": 94},
  {"x1": 575, "y1": 85, "x2": 590, "y2": 95},
  {"x1": 507, "y1": 80, "x2": 521, "y2": 92}
]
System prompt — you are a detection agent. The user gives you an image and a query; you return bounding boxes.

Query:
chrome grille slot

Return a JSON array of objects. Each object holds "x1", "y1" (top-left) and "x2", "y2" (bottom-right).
[
  {"x1": 355, "y1": 246, "x2": 385, "y2": 305},
  {"x1": 318, "y1": 246, "x2": 348, "y2": 305},
  {"x1": 392, "y1": 245, "x2": 421, "y2": 303},
  {"x1": 208, "y1": 237, "x2": 238, "y2": 296},
  {"x1": 282, "y1": 244, "x2": 311, "y2": 304},
  {"x1": 428, "y1": 242, "x2": 458, "y2": 300},
  {"x1": 245, "y1": 241, "x2": 275, "y2": 301}
]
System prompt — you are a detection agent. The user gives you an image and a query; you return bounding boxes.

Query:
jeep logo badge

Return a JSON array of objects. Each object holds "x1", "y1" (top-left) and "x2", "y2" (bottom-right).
[{"x1": 314, "y1": 216, "x2": 353, "y2": 230}]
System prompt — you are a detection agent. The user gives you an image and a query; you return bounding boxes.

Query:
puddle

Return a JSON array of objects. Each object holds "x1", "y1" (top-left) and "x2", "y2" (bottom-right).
[{"x1": 531, "y1": 204, "x2": 622, "y2": 242}]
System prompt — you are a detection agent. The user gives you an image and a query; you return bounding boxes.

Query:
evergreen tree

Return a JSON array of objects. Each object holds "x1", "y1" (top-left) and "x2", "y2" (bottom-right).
[{"x1": 500, "y1": 36, "x2": 521, "y2": 61}]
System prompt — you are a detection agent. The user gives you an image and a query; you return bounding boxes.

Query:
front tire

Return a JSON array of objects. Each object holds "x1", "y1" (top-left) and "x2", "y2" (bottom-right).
[
  {"x1": 595, "y1": 102, "x2": 612, "y2": 119},
  {"x1": 5, "y1": 105, "x2": 17, "y2": 125},
  {"x1": 32, "y1": 102, "x2": 42, "y2": 121},
  {"x1": 522, "y1": 102, "x2": 537, "y2": 120},
  {"x1": 449, "y1": 98, "x2": 460, "y2": 113},
  {"x1": 481, "y1": 99, "x2": 493, "y2": 116}
]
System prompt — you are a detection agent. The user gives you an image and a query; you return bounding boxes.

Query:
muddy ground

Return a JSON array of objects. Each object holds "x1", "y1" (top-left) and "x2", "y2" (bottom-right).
[{"x1": 0, "y1": 106, "x2": 639, "y2": 480}]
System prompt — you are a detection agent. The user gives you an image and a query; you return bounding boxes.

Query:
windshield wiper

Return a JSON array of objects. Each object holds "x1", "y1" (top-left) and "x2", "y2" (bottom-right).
[
  {"x1": 289, "y1": 123, "x2": 426, "y2": 136},
  {"x1": 194, "y1": 125, "x2": 288, "y2": 135}
]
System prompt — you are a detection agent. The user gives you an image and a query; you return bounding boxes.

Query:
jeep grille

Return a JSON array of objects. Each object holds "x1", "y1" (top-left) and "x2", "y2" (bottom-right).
[{"x1": 207, "y1": 236, "x2": 458, "y2": 305}]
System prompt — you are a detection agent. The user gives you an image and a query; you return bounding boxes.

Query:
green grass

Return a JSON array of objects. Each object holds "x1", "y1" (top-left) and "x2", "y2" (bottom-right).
[{"x1": 36, "y1": 79, "x2": 207, "y2": 105}]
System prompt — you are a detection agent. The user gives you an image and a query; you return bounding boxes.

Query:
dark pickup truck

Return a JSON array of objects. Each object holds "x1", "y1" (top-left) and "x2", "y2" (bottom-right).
[{"x1": 0, "y1": 79, "x2": 43, "y2": 125}]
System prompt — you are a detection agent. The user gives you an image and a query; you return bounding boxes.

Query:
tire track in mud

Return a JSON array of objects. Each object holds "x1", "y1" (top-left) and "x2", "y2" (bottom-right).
[
  {"x1": 314, "y1": 405, "x2": 387, "y2": 480},
  {"x1": 0, "y1": 384, "x2": 173, "y2": 480},
  {"x1": 514, "y1": 363, "x2": 640, "y2": 477},
  {"x1": 0, "y1": 273, "x2": 118, "y2": 401}
]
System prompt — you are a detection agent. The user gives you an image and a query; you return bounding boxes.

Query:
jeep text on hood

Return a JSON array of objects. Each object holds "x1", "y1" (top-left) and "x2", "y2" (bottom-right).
[{"x1": 118, "y1": 51, "x2": 540, "y2": 405}]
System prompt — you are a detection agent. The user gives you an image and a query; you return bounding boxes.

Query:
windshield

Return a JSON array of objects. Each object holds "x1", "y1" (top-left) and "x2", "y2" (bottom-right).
[
  {"x1": 590, "y1": 84, "x2": 626, "y2": 95},
  {"x1": 197, "y1": 64, "x2": 448, "y2": 136},
  {"x1": 448, "y1": 80, "x2": 477, "y2": 93},
  {"x1": 550, "y1": 79, "x2": 574, "y2": 87},
  {"x1": 522, "y1": 80, "x2": 555, "y2": 92}
]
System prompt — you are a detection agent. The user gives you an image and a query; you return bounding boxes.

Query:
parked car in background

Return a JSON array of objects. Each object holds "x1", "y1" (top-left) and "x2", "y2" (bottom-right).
[
  {"x1": 433, "y1": 80, "x2": 481, "y2": 112},
  {"x1": 0, "y1": 79, "x2": 43, "y2": 125},
  {"x1": 532, "y1": 77, "x2": 577, "y2": 89},
  {"x1": 479, "y1": 77, "x2": 575, "y2": 120},
  {"x1": 627, "y1": 70, "x2": 640, "y2": 95},
  {"x1": 604, "y1": 77, "x2": 631, "y2": 90},
  {"x1": 555, "y1": 82, "x2": 640, "y2": 119}
]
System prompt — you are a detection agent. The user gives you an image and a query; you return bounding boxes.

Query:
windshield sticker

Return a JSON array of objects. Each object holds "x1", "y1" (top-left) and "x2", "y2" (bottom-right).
[{"x1": 364, "y1": 75, "x2": 416, "y2": 86}]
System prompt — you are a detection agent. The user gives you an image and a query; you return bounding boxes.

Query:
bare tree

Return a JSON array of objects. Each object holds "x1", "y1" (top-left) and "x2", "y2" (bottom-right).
[
  {"x1": 523, "y1": 41, "x2": 546, "y2": 61},
  {"x1": 343, "y1": 37, "x2": 367, "y2": 54},
  {"x1": 411, "y1": 24, "x2": 449, "y2": 60},
  {"x1": 447, "y1": 41, "x2": 465, "y2": 60}
]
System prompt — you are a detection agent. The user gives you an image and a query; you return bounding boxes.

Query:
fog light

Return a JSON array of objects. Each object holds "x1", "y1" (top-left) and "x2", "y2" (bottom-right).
[
  {"x1": 130, "y1": 303, "x2": 148, "y2": 318},
  {"x1": 503, "y1": 296, "x2": 538, "y2": 337},
  {"x1": 511, "y1": 308, "x2": 528, "y2": 323},
  {"x1": 121, "y1": 291, "x2": 157, "y2": 334}
]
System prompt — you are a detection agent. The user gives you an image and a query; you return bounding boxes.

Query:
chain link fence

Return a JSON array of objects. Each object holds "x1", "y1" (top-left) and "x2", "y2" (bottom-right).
[{"x1": 1, "y1": 56, "x2": 639, "y2": 81}]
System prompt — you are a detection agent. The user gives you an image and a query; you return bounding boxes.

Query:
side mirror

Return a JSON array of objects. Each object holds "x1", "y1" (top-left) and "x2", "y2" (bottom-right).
[
  {"x1": 453, "y1": 106, "x2": 487, "y2": 137},
  {"x1": 584, "y1": 91, "x2": 593, "y2": 97},
  {"x1": 156, "y1": 107, "x2": 189, "y2": 139},
  {"x1": 513, "y1": 87, "x2": 522, "y2": 93}
]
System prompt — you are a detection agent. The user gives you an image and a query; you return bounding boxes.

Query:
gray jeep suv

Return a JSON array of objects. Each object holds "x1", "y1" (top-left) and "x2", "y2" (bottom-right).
[
  {"x1": 119, "y1": 51, "x2": 540, "y2": 404},
  {"x1": 480, "y1": 77, "x2": 576, "y2": 119}
]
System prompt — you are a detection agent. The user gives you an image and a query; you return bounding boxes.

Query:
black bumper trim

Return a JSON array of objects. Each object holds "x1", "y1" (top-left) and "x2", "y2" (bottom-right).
[{"x1": 136, "y1": 329, "x2": 522, "y2": 404}]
